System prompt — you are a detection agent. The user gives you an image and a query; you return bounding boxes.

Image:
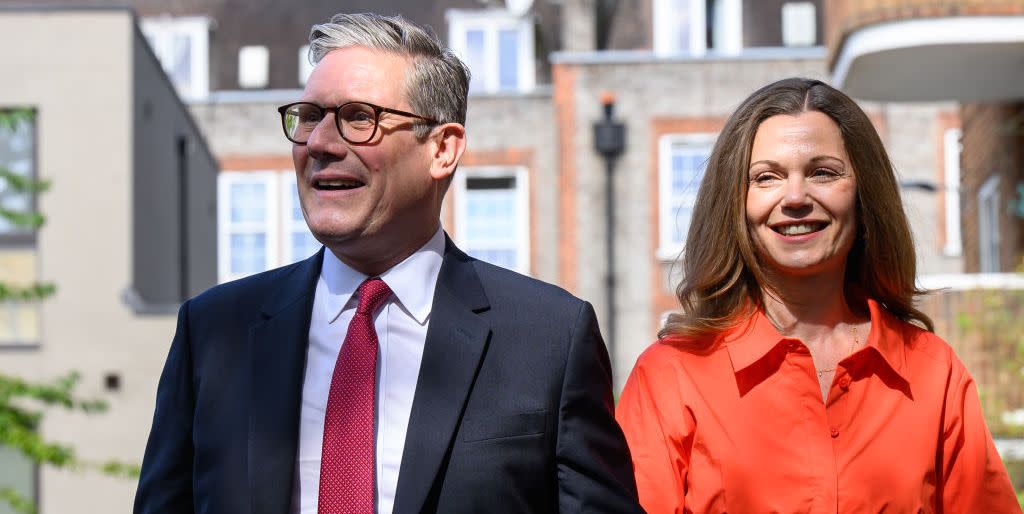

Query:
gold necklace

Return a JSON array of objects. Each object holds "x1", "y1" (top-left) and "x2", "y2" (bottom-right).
[{"x1": 815, "y1": 323, "x2": 860, "y2": 378}]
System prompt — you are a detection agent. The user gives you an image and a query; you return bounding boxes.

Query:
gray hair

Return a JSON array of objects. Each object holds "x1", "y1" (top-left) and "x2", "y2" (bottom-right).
[{"x1": 308, "y1": 13, "x2": 471, "y2": 137}]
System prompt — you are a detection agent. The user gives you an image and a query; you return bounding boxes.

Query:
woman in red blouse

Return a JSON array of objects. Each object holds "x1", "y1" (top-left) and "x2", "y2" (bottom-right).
[{"x1": 616, "y1": 78, "x2": 1020, "y2": 513}]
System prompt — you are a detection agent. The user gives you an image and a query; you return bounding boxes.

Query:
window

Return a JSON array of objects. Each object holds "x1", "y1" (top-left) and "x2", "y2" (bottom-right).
[
  {"x1": 781, "y1": 2, "x2": 817, "y2": 47},
  {"x1": 141, "y1": 17, "x2": 210, "y2": 100},
  {"x1": 454, "y1": 167, "x2": 530, "y2": 274},
  {"x1": 447, "y1": 9, "x2": 535, "y2": 94},
  {"x1": 0, "y1": 113, "x2": 34, "y2": 239},
  {"x1": 217, "y1": 171, "x2": 320, "y2": 283},
  {"x1": 653, "y1": 0, "x2": 706, "y2": 56},
  {"x1": 0, "y1": 444, "x2": 35, "y2": 513},
  {"x1": 0, "y1": 109, "x2": 40, "y2": 346},
  {"x1": 298, "y1": 45, "x2": 314, "y2": 86},
  {"x1": 282, "y1": 175, "x2": 321, "y2": 265},
  {"x1": 658, "y1": 134, "x2": 715, "y2": 258},
  {"x1": 943, "y1": 128, "x2": 962, "y2": 257},
  {"x1": 710, "y1": 0, "x2": 743, "y2": 55},
  {"x1": 238, "y1": 45, "x2": 269, "y2": 89},
  {"x1": 978, "y1": 175, "x2": 1000, "y2": 272}
]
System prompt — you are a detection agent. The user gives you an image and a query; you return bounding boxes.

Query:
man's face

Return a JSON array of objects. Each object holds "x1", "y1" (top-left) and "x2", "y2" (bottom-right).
[{"x1": 293, "y1": 46, "x2": 441, "y2": 274}]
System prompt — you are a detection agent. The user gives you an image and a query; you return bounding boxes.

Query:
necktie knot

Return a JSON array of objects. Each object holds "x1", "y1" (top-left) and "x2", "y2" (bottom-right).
[{"x1": 356, "y1": 278, "x2": 392, "y2": 315}]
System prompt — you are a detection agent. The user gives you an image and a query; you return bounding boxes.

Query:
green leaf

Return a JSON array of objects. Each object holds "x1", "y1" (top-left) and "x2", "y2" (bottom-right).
[
  {"x1": 0, "y1": 207, "x2": 44, "y2": 230},
  {"x1": 0, "y1": 487, "x2": 36, "y2": 514},
  {"x1": 0, "y1": 283, "x2": 56, "y2": 302},
  {"x1": 0, "y1": 168, "x2": 49, "y2": 194}
]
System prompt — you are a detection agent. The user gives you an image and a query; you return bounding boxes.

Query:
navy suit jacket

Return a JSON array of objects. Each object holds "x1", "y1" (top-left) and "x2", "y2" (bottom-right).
[{"x1": 134, "y1": 239, "x2": 641, "y2": 513}]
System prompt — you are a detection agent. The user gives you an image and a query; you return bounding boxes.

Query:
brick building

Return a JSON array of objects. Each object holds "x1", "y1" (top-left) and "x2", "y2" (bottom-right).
[{"x1": 0, "y1": 0, "x2": 999, "y2": 510}]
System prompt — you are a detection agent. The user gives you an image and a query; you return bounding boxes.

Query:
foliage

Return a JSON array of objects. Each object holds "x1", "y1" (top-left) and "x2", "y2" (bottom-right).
[{"x1": 0, "y1": 109, "x2": 137, "y2": 514}]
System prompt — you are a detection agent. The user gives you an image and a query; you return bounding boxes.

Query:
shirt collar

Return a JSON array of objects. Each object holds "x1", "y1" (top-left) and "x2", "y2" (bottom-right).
[
  {"x1": 319, "y1": 226, "x2": 445, "y2": 325},
  {"x1": 725, "y1": 298, "x2": 910, "y2": 382}
]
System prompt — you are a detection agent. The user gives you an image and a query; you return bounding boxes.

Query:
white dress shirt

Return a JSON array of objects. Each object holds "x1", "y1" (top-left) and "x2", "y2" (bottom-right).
[{"x1": 292, "y1": 227, "x2": 444, "y2": 514}]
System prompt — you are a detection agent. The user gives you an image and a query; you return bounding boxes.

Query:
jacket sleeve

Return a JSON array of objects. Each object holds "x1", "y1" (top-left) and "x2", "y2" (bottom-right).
[
  {"x1": 134, "y1": 300, "x2": 196, "y2": 514},
  {"x1": 616, "y1": 345, "x2": 693, "y2": 514},
  {"x1": 555, "y1": 301, "x2": 644, "y2": 513},
  {"x1": 939, "y1": 356, "x2": 1022, "y2": 513}
]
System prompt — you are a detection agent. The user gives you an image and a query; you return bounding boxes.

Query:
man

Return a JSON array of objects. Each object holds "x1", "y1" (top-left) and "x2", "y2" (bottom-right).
[{"x1": 134, "y1": 12, "x2": 641, "y2": 514}]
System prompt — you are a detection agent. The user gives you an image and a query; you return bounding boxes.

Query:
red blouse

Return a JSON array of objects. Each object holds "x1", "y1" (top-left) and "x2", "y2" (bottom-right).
[{"x1": 616, "y1": 300, "x2": 1020, "y2": 513}]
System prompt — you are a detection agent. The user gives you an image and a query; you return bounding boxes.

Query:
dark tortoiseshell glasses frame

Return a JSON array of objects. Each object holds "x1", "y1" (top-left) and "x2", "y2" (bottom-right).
[{"x1": 277, "y1": 101, "x2": 439, "y2": 145}]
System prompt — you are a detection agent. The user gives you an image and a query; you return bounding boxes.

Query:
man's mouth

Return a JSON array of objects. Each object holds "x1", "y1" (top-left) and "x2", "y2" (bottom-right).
[
  {"x1": 772, "y1": 222, "x2": 827, "y2": 236},
  {"x1": 314, "y1": 179, "x2": 364, "y2": 191}
]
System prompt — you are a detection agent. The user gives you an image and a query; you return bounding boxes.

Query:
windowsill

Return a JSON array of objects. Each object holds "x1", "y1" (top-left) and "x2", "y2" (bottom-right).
[
  {"x1": 0, "y1": 342, "x2": 41, "y2": 350},
  {"x1": 121, "y1": 287, "x2": 182, "y2": 316}
]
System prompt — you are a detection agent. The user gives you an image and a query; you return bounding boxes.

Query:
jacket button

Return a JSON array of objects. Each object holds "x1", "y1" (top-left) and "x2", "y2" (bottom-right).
[{"x1": 830, "y1": 427, "x2": 840, "y2": 438}]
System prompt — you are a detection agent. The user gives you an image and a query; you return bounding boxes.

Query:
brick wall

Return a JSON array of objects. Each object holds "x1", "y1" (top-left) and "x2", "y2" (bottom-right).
[{"x1": 960, "y1": 102, "x2": 1024, "y2": 272}]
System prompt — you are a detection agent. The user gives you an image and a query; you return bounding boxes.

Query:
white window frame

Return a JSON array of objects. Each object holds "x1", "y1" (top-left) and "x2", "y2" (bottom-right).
[
  {"x1": 447, "y1": 9, "x2": 535, "y2": 93},
  {"x1": 653, "y1": 0, "x2": 707, "y2": 57},
  {"x1": 141, "y1": 16, "x2": 211, "y2": 100},
  {"x1": 238, "y1": 45, "x2": 270, "y2": 89},
  {"x1": 942, "y1": 128, "x2": 963, "y2": 257},
  {"x1": 453, "y1": 166, "x2": 530, "y2": 274},
  {"x1": 658, "y1": 133, "x2": 716, "y2": 260},
  {"x1": 978, "y1": 175, "x2": 1000, "y2": 272},
  {"x1": 298, "y1": 45, "x2": 314, "y2": 86},
  {"x1": 217, "y1": 171, "x2": 281, "y2": 283},
  {"x1": 781, "y1": 2, "x2": 818, "y2": 47},
  {"x1": 710, "y1": 0, "x2": 743, "y2": 55}
]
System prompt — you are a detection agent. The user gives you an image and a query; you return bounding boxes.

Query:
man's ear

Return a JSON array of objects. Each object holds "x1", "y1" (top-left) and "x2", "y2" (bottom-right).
[{"x1": 428, "y1": 122, "x2": 467, "y2": 182}]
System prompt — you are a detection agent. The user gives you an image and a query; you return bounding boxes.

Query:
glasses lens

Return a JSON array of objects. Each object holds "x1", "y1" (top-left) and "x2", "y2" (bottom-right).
[
  {"x1": 283, "y1": 103, "x2": 321, "y2": 143},
  {"x1": 338, "y1": 103, "x2": 377, "y2": 143}
]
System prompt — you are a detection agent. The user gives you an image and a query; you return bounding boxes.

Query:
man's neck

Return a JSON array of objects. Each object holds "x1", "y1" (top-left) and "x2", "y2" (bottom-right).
[{"x1": 329, "y1": 221, "x2": 441, "y2": 277}]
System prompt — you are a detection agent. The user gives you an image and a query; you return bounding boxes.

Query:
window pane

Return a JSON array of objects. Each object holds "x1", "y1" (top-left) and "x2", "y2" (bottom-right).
[
  {"x1": 668, "y1": 142, "x2": 710, "y2": 245},
  {"x1": 498, "y1": 29, "x2": 520, "y2": 91},
  {"x1": 168, "y1": 33, "x2": 193, "y2": 88},
  {"x1": 463, "y1": 176, "x2": 520, "y2": 271},
  {"x1": 0, "y1": 113, "x2": 35, "y2": 235},
  {"x1": 230, "y1": 182, "x2": 266, "y2": 223},
  {"x1": 0, "y1": 444, "x2": 35, "y2": 514},
  {"x1": 465, "y1": 29, "x2": 486, "y2": 93},
  {"x1": 290, "y1": 231, "x2": 320, "y2": 263},
  {"x1": 230, "y1": 233, "x2": 266, "y2": 274},
  {"x1": 291, "y1": 184, "x2": 305, "y2": 222}
]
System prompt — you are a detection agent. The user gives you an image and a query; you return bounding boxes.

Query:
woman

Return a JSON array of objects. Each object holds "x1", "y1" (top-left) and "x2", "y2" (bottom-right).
[{"x1": 616, "y1": 78, "x2": 1020, "y2": 513}]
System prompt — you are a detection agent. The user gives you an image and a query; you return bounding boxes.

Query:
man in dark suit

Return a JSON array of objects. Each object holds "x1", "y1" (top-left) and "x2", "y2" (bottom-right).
[{"x1": 134, "y1": 12, "x2": 640, "y2": 514}]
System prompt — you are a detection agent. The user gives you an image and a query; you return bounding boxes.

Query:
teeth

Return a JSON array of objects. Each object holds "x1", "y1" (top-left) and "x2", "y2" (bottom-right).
[
  {"x1": 316, "y1": 179, "x2": 362, "y2": 188},
  {"x1": 779, "y1": 224, "x2": 819, "y2": 236}
]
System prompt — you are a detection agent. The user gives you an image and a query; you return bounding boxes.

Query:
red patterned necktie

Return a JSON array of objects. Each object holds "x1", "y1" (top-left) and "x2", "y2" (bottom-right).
[{"x1": 318, "y1": 277, "x2": 393, "y2": 514}]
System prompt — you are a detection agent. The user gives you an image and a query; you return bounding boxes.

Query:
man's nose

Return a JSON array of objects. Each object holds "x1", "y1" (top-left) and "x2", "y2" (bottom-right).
[{"x1": 305, "y1": 113, "x2": 348, "y2": 158}]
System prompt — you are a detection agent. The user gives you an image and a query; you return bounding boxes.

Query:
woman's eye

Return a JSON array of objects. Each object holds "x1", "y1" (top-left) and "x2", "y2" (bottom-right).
[{"x1": 810, "y1": 168, "x2": 841, "y2": 180}]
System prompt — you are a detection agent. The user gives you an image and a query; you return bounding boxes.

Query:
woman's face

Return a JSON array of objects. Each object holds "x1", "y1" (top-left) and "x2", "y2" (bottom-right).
[{"x1": 745, "y1": 111, "x2": 858, "y2": 279}]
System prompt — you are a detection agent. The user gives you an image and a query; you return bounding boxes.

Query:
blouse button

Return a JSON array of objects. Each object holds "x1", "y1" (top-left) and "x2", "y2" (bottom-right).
[
  {"x1": 839, "y1": 376, "x2": 852, "y2": 390},
  {"x1": 830, "y1": 426, "x2": 840, "y2": 438}
]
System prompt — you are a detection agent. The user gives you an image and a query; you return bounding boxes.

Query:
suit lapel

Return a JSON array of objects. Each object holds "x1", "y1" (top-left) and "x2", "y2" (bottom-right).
[
  {"x1": 393, "y1": 240, "x2": 491, "y2": 513},
  {"x1": 248, "y1": 250, "x2": 323, "y2": 514}
]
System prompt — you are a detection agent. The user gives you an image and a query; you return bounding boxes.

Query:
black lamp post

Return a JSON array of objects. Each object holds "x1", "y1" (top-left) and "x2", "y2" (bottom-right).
[{"x1": 593, "y1": 93, "x2": 625, "y2": 362}]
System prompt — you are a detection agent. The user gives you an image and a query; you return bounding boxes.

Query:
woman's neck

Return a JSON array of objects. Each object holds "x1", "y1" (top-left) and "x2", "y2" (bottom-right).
[{"x1": 760, "y1": 268, "x2": 859, "y2": 340}]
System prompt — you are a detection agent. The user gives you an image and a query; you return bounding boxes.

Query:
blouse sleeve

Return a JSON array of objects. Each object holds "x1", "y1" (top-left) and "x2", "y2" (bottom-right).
[
  {"x1": 940, "y1": 357, "x2": 1022, "y2": 513},
  {"x1": 616, "y1": 348, "x2": 695, "y2": 514}
]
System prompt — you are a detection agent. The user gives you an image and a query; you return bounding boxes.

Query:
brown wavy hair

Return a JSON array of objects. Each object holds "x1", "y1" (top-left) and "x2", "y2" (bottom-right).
[{"x1": 660, "y1": 77, "x2": 933, "y2": 348}]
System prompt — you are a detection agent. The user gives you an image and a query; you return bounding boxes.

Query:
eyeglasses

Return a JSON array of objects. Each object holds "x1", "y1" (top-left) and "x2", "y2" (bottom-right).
[{"x1": 277, "y1": 101, "x2": 439, "y2": 145}]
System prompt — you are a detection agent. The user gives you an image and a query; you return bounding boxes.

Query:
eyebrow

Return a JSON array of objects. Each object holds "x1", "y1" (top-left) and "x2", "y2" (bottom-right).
[{"x1": 748, "y1": 155, "x2": 845, "y2": 170}]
